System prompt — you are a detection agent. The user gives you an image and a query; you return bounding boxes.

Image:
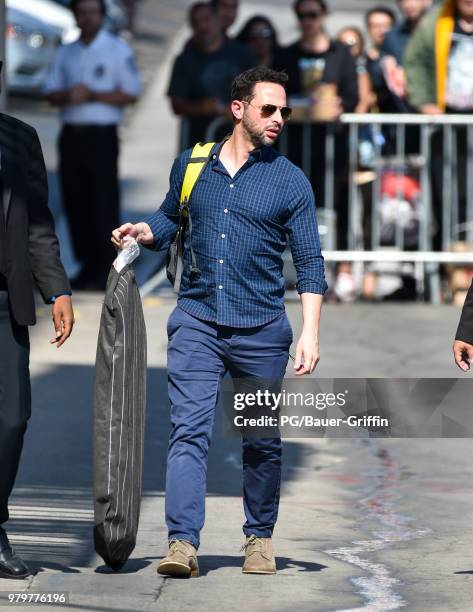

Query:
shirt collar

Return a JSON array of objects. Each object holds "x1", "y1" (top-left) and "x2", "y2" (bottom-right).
[
  {"x1": 298, "y1": 38, "x2": 336, "y2": 55},
  {"x1": 249, "y1": 148, "x2": 263, "y2": 162},
  {"x1": 212, "y1": 141, "x2": 270, "y2": 167},
  {"x1": 78, "y1": 28, "x2": 108, "y2": 50},
  {"x1": 247, "y1": 147, "x2": 272, "y2": 165}
]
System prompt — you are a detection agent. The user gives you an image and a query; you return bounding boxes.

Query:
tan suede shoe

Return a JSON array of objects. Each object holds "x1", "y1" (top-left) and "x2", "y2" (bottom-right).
[
  {"x1": 157, "y1": 540, "x2": 199, "y2": 577},
  {"x1": 241, "y1": 535, "x2": 276, "y2": 574}
]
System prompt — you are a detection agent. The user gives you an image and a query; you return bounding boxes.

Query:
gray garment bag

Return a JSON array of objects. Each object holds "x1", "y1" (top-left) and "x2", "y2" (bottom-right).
[{"x1": 93, "y1": 264, "x2": 147, "y2": 570}]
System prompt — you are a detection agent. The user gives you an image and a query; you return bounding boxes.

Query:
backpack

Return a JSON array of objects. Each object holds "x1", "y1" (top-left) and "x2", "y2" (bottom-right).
[{"x1": 166, "y1": 141, "x2": 218, "y2": 293}]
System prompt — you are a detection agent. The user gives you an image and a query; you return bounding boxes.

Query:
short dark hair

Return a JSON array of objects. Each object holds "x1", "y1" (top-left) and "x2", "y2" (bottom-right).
[
  {"x1": 365, "y1": 6, "x2": 396, "y2": 26},
  {"x1": 231, "y1": 66, "x2": 288, "y2": 102},
  {"x1": 210, "y1": 0, "x2": 238, "y2": 7},
  {"x1": 236, "y1": 15, "x2": 278, "y2": 48},
  {"x1": 71, "y1": 0, "x2": 107, "y2": 16},
  {"x1": 293, "y1": 0, "x2": 328, "y2": 15},
  {"x1": 189, "y1": 1, "x2": 213, "y2": 24}
]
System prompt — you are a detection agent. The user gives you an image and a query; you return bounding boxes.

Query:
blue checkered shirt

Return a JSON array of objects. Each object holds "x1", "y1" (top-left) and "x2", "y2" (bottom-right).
[{"x1": 145, "y1": 145, "x2": 327, "y2": 327}]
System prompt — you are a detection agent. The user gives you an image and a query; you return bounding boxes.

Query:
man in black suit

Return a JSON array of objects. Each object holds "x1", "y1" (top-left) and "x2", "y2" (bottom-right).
[
  {"x1": 453, "y1": 284, "x2": 473, "y2": 372},
  {"x1": 0, "y1": 107, "x2": 74, "y2": 579}
]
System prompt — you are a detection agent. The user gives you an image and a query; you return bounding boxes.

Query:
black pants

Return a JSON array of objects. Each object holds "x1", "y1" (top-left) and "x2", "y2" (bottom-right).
[
  {"x1": 0, "y1": 286, "x2": 31, "y2": 526},
  {"x1": 431, "y1": 126, "x2": 468, "y2": 251},
  {"x1": 59, "y1": 124, "x2": 120, "y2": 288}
]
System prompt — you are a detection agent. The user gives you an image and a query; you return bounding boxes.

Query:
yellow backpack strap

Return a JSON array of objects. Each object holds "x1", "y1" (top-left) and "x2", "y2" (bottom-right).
[{"x1": 180, "y1": 142, "x2": 216, "y2": 205}]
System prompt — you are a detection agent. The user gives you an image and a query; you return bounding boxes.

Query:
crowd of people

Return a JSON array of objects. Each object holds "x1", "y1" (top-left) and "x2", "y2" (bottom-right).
[
  {"x1": 168, "y1": 0, "x2": 472, "y2": 143},
  {"x1": 167, "y1": 0, "x2": 473, "y2": 302},
  {"x1": 40, "y1": 0, "x2": 473, "y2": 297},
  {"x1": 169, "y1": 0, "x2": 473, "y2": 129}
]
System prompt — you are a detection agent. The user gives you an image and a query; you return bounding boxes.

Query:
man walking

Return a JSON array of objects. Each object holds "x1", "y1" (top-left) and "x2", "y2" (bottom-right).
[
  {"x1": 112, "y1": 67, "x2": 327, "y2": 576},
  {"x1": 0, "y1": 109, "x2": 74, "y2": 579},
  {"x1": 45, "y1": 0, "x2": 141, "y2": 290}
]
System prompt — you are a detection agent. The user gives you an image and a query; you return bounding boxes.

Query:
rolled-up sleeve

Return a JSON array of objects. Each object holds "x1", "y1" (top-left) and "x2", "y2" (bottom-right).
[
  {"x1": 285, "y1": 173, "x2": 328, "y2": 295},
  {"x1": 143, "y1": 154, "x2": 187, "y2": 251}
]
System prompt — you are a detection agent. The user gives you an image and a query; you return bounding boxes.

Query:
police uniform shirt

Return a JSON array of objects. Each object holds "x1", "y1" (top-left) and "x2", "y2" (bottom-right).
[{"x1": 44, "y1": 29, "x2": 142, "y2": 125}]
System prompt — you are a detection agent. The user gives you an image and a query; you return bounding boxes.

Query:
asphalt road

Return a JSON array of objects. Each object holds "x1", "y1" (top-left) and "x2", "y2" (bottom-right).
[{"x1": 3, "y1": 296, "x2": 473, "y2": 612}]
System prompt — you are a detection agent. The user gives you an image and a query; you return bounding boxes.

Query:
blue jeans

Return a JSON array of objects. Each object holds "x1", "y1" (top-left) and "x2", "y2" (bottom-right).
[{"x1": 165, "y1": 305, "x2": 292, "y2": 549}]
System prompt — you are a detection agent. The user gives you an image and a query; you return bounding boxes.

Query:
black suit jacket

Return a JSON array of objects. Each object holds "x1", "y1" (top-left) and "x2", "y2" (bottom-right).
[
  {"x1": 0, "y1": 113, "x2": 70, "y2": 326},
  {"x1": 456, "y1": 281, "x2": 473, "y2": 344}
]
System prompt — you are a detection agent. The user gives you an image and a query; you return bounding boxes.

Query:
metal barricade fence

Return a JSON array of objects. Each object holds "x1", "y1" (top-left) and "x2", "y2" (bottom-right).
[{"x1": 140, "y1": 114, "x2": 473, "y2": 302}]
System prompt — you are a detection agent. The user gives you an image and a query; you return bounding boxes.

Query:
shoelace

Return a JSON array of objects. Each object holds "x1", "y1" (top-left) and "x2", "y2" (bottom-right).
[
  {"x1": 240, "y1": 534, "x2": 263, "y2": 553},
  {"x1": 168, "y1": 539, "x2": 190, "y2": 555}
]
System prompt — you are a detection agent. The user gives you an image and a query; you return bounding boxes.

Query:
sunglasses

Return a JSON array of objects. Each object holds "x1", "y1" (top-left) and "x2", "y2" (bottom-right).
[
  {"x1": 248, "y1": 28, "x2": 273, "y2": 39},
  {"x1": 245, "y1": 102, "x2": 292, "y2": 122},
  {"x1": 297, "y1": 10, "x2": 322, "y2": 20}
]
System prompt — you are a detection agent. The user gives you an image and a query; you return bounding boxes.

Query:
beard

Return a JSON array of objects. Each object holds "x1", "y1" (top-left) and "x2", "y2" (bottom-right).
[{"x1": 241, "y1": 111, "x2": 279, "y2": 148}]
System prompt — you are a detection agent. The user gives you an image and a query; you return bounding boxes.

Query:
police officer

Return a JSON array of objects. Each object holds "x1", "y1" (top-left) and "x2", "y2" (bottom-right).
[{"x1": 45, "y1": 0, "x2": 142, "y2": 290}]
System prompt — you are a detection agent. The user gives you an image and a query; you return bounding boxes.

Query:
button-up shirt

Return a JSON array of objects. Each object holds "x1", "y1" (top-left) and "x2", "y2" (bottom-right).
[
  {"x1": 145, "y1": 145, "x2": 327, "y2": 328},
  {"x1": 44, "y1": 29, "x2": 142, "y2": 125}
]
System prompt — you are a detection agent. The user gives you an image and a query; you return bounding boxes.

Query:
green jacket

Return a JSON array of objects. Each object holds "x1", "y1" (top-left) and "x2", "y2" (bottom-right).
[{"x1": 405, "y1": 2, "x2": 457, "y2": 110}]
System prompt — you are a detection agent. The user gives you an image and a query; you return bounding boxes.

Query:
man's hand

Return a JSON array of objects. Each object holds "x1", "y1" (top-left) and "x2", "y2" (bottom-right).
[
  {"x1": 381, "y1": 56, "x2": 406, "y2": 98},
  {"x1": 420, "y1": 104, "x2": 443, "y2": 115},
  {"x1": 319, "y1": 96, "x2": 343, "y2": 121},
  {"x1": 50, "y1": 295, "x2": 74, "y2": 348},
  {"x1": 294, "y1": 331, "x2": 320, "y2": 376},
  {"x1": 111, "y1": 222, "x2": 154, "y2": 249},
  {"x1": 453, "y1": 339, "x2": 473, "y2": 372},
  {"x1": 69, "y1": 84, "x2": 93, "y2": 104}
]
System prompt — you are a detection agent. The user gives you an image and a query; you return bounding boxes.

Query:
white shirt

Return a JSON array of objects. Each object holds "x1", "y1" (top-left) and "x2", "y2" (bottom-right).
[
  {"x1": 446, "y1": 30, "x2": 473, "y2": 111},
  {"x1": 44, "y1": 29, "x2": 142, "y2": 125}
]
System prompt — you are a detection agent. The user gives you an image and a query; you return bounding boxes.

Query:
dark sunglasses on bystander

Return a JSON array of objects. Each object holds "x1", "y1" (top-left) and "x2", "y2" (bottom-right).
[
  {"x1": 297, "y1": 10, "x2": 322, "y2": 20},
  {"x1": 248, "y1": 27, "x2": 273, "y2": 39}
]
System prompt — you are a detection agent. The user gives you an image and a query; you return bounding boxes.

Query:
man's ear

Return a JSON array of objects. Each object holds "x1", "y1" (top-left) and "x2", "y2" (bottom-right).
[{"x1": 231, "y1": 99, "x2": 244, "y2": 121}]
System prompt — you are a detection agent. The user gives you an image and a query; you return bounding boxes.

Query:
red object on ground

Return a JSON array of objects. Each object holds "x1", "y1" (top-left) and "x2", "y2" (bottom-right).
[{"x1": 381, "y1": 171, "x2": 421, "y2": 202}]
